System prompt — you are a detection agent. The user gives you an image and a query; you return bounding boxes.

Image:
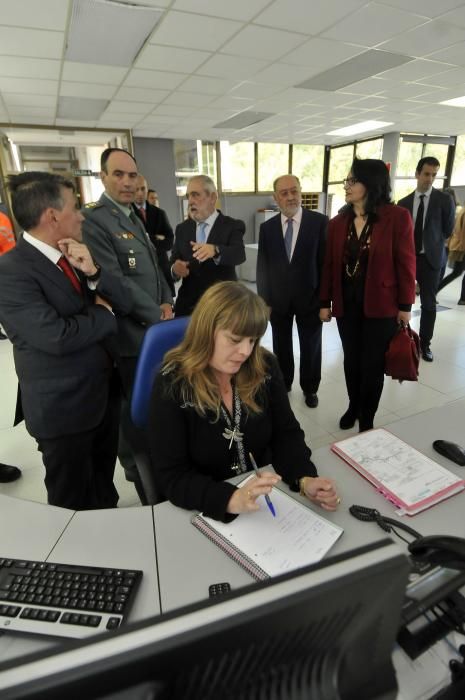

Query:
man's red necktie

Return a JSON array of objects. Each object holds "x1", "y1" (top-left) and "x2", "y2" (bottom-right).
[
  {"x1": 139, "y1": 207, "x2": 146, "y2": 223},
  {"x1": 57, "y1": 256, "x2": 82, "y2": 295}
]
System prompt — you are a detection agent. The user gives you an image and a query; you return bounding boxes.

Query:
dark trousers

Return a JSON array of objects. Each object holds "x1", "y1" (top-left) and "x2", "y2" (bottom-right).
[
  {"x1": 437, "y1": 260, "x2": 465, "y2": 300},
  {"x1": 337, "y1": 303, "x2": 397, "y2": 431},
  {"x1": 270, "y1": 306, "x2": 322, "y2": 394},
  {"x1": 36, "y1": 374, "x2": 120, "y2": 510},
  {"x1": 416, "y1": 253, "x2": 441, "y2": 347}
]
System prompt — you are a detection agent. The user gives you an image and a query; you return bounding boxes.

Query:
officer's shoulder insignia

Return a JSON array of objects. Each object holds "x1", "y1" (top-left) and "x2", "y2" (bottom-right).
[{"x1": 84, "y1": 201, "x2": 98, "y2": 209}]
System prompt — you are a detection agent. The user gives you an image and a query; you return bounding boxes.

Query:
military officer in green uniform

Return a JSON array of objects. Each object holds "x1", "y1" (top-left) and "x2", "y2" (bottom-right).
[{"x1": 82, "y1": 147, "x2": 173, "y2": 503}]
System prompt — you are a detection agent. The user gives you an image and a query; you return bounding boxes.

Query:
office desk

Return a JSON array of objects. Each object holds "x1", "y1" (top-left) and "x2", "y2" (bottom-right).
[
  {"x1": 153, "y1": 399, "x2": 465, "y2": 613},
  {"x1": 0, "y1": 501, "x2": 160, "y2": 664}
]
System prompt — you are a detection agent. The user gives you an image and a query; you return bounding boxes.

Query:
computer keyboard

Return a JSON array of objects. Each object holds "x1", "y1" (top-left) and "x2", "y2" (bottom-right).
[{"x1": 0, "y1": 557, "x2": 142, "y2": 639}]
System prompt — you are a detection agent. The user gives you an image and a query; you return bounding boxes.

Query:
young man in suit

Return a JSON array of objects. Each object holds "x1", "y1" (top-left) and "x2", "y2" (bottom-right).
[
  {"x1": 0, "y1": 172, "x2": 129, "y2": 509},
  {"x1": 170, "y1": 174, "x2": 246, "y2": 317},
  {"x1": 133, "y1": 174, "x2": 175, "y2": 295},
  {"x1": 82, "y1": 148, "x2": 173, "y2": 504},
  {"x1": 398, "y1": 157, "x2": 455, "y2": 361},
  {"x1": 257, "y1": 175, "x2": 327, "y2": 407}
]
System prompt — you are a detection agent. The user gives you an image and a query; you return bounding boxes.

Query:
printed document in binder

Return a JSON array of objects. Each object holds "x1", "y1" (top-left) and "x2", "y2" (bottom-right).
[
  {"x1": 192, "y1": 476, "x2": 343, "y2": 580},
  {"x1": 332, "y1": 429, "x2": 465, "y2": 516}
]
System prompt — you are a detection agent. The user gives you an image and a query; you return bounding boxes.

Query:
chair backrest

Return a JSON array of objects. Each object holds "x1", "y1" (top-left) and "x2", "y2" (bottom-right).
[{"x1": 131, "y1": 316, "x2": 190, "y2": 429}]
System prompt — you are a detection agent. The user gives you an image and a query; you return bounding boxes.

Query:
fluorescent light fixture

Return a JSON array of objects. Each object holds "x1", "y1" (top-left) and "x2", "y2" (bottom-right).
[
  {"x1": 296, "y1": 50, "x2": 413, "y2": 92},
  {"x1": 440, "y1": 95, "x2": 465, "y2": 107},
  {"x1": 66, "y1": 0, "x2": 164, "y2": 67},
  {"x1": 326, "y1": 120, "x2": 393, "y2": 136}
]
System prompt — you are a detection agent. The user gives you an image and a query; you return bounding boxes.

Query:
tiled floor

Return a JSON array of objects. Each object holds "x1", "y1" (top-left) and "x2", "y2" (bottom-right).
[{"x1": 2, "y1": 275, "x2": 465, "y2": 507}]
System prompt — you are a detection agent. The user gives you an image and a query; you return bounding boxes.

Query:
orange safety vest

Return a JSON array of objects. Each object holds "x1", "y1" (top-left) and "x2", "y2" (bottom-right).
[{"x1": 0, "y1": 211, "x2": 15, "y2": 255}]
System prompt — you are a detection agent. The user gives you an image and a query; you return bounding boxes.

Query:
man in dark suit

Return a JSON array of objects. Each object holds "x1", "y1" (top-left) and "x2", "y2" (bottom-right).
[
  {"x1": 257, "y1": 175, "x2": 327, "y2": 408},
  {"x1": 171, "y1": 174, "x2": 245, "y2": 316},
  {"x1": 133, "y1": 174, "x2": 175, "y2": 296},
  {"x1": 0, "y1": 172, "x2": 129, "y2": 509},
  {"x1": 398, "y1": 157, "x2": 455, "y2": 361},
  {"x1": 82, "y1": 148, "x2": 173, "y2": 504}
]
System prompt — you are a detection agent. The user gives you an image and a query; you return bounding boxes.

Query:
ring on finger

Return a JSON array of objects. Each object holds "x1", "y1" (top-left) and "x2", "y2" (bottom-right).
[{"x1": 336, "y1": 497, "x2": 341, "y2": 505}]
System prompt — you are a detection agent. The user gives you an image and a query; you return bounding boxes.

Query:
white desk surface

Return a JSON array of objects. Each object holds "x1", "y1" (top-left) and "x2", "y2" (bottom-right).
[
  {"x1": 0, "y1": 502, "x2": 160, "y2": 665},
  {"x1": 152, "y1": 398, "x2": 465, "y2": 614}
]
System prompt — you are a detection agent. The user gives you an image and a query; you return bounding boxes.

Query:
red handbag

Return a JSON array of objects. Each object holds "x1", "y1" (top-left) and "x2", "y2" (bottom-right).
[{"x1": 385, "y1": 322, "x2": 420, "y2": 382}]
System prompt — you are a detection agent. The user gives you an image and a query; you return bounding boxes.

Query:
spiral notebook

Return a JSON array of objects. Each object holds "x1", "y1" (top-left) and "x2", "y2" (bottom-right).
[
  {"x1": 332, "y1": 429, "x2": 465, "y2": 516},
  {"x1": 191, "y1": 482, "x2": 343, "y2": 581}
]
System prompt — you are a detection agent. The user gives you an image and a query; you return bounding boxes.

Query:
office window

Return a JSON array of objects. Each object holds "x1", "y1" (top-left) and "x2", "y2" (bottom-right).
[
  {"x1": 220, "y1": 141, "x2": 255, "y2": 192},
  {"x1": 257, "y1": 143, "x2": 289, "y2": 191},
  {"x1": 451, "y1": 135, "x2": 465, "y2": 186},
  {"x1": 423, "y1": 143, "x2": 448, "y2": 176},
  {"x1": 393, "y1": 178, "x2": 417, "y2": 203},
  {"x1": 396, "y1": 140, "x2": 423, "y2": 177},
  {"x1": 198, "y1": 141, "x2": 217, "y2": 184},
  {"x1": 292, "y1": 144, "x2": 324, "y2": 192},
  {"x1": 328, "y1": 144, "x2": 354, "y2": 182},
  {"x1": 327, "y1": 183, "x2": 346, "y2": 219},
  {"x1": 355, "y1": 138, "x2": 383, "y2": 160}
]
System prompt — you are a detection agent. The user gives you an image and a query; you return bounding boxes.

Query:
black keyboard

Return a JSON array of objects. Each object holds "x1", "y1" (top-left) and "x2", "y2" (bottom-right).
[{"x1": 0, "y1": 557, "x2": 142, "y2": 639}]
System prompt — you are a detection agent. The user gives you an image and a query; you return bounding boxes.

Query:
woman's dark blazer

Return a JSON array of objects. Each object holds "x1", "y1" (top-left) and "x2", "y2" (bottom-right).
[{"x1": 320, "y1": 204, "x2": 416, "y2": 318}]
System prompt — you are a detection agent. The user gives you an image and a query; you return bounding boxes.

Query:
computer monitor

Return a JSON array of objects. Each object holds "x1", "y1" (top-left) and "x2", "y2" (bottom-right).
[{"x1": 0, "y1": 539, "x2": 409, "y2": 700}]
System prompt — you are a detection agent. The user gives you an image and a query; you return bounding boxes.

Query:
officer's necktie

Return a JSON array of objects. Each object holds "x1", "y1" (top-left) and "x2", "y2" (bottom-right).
[
  {"x1": 414, "y1": 195, "x2": 425, "y2": 254},
  {"x1": 57, "y1": 256, "x2": 82, "y2": 295},
  {"x1": 138, "y1": 206, "x2": 146, "y2": 223},
  {"x1": 284, "y1": 218, "x2": 293, "y2": 261}
]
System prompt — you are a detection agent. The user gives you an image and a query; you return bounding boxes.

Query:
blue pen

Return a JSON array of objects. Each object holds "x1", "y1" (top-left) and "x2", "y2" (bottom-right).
[{"x1": 249, "y1": 452, "x2": 276, "y2": 517}]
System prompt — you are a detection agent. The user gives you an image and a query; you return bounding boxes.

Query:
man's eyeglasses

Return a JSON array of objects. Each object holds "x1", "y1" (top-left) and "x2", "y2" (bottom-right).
[{"x1": 343, "y1": 178, "x2": 359, "y2": 187}]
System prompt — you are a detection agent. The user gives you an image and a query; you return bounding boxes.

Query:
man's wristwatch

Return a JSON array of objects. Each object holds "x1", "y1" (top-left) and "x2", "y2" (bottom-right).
[{"x1": 87, "y1": 264, "x2": 101, "y2": 282}]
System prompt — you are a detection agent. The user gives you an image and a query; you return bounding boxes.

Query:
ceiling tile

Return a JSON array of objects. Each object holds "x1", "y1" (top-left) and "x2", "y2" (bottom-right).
[
  {"x1": 3, "y1": 93, "x2": 57, "y2": 108},
  {"x1": 172, "y1": 0, "x2": 270, "y2": 21},
  {"x1": 56, "y1": 118, "x2": 97, "y2": 128},
  {"x1": 281, "y1": 37, "x2": 365, "y2": 70},
  {"x1": 0, "y1": 26, "x2": 64, "y2": 58},
  {"x1": 220, "y1": 25, "x2": 306, "y2": 60},
  {"x1": 252, "y1": 63, "x2": 324, "y2": 87},
  {"x1": 0, "y1": 77, "x2": 57, "y2": 96},
  {"x1": 254, "y1": 0, "x2": 368, "y2": 34},
  {"x1": 151, "y1": 104, "x2": 196, "y2": 117},
  {"x1": 380, "y1": 0, "x2": 465, "y2": 19},
  {"x1": 380, "y1": 20, "x2": 465, "y2": 56},
  {"x1": 62, "y1": 62, "x2": 128, "y2": 85},
  {"x1": 0, "y1": 0, "x2": 68, "y2": 31},
  {"x1": 207, "y1": 95, "x2": 254, "y2": 110},
  {"x1": 338, "y1": 77, "x2": 389, "y2": 96},
  {"x1": 322, "y1": 4, "x2": 428, "y2": 45},
  {"x1": 229, "y1": 81, "x2": 283, "y2": 99},
  {"x1": 115, "y1": 86, "x2": 170, "y2": 103},
  {"x1": 123, "y1": 69, "x2": 188, "y2": 90},
  {"x1": 150, "y1": 11, "x2": 243, "y2": 51},
  {"x1": 177, "y1": 75, "x2": 237, "y2": 95},
  {"x1": 0, "y1": 57, "x2": 60, "y2": 80},
  {"x1": 136, "y1": 45, "x2": 211, "y2": 73},
  {"x1": 60, "y1": 82, "x2": 116, "y2": 99},
  {"x1": 162, "y1": 91, "x2": 215, "y2": 106},
  {"x1": 427, "y1": 42, "x2": 465, "y2": 67},
  {"x1": 196, "y1": 54, "x2": 268, "y2": 79},
  {"x1": 105, "y1": 101, "x2": 152, "y2": 115},
  {"x1": 377, "y1": 58, "x2": 456, "y2": 81}
]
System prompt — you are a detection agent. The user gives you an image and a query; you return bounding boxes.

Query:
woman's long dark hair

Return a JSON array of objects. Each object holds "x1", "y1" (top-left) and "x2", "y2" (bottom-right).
[{"x1": 344, "y1": 157, "x2": 392, "y2": 219}]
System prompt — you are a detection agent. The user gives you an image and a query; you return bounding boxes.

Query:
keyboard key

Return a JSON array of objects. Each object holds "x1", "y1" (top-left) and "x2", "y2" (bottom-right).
[{"x1": 106, "y1": 617, "x2": 120, "y2": 630}]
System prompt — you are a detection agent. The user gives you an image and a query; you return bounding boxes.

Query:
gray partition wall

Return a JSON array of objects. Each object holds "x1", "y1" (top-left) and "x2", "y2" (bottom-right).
[{"x1": 133, "y1": 137, "x2": 180, "y2": 228}]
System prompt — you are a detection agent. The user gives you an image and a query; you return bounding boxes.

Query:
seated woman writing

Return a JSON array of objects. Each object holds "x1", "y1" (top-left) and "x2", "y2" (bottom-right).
[{"x1": 149, "y1": 281, "x2": 340, "y2": 522}]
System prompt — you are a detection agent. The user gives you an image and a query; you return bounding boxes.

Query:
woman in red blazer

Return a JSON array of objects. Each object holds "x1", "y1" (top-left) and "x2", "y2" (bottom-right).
[{"x1": 320, "y1": 158, "x2": 416, "y2": 432}]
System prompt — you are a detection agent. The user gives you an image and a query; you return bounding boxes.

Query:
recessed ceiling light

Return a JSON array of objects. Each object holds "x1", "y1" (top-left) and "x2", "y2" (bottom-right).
[
  {"x1": 326, "y1": 120, "x2": 393, "y2": 136},
  {"x1": 440, "y1": 96, "x2": 465, "y2": 107}
]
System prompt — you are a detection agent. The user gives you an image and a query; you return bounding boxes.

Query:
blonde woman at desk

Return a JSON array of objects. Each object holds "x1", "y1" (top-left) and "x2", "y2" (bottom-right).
[{"x1": 149, "y1": 281, "x2": 340, "y2": 522}]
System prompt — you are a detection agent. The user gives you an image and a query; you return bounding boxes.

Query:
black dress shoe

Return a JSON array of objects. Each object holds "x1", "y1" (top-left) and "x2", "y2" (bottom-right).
[
  {"x1": 304, "y1": 393, "x2": 318, "y2": 408},
  {"x1": 339, "y1": 408, "x2": 357, "y2": 430},
  {"x1": 421, "y1": 346, "x2": 433, "y2": 362},
  {"x1": 458, "y1": 299, "x2": 465, "y2": 306},
  {"x1": 0, "y1": 464, "x2": 22, "y2": 483}
]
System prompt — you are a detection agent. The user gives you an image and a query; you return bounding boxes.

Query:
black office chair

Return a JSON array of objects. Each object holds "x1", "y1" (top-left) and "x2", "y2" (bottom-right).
[{"x1": 131, "y1": 317, "x2": 190, "y2": 504}]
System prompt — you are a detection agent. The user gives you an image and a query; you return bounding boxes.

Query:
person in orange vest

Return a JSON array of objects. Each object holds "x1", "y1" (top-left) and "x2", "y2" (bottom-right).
[{"x1": 0, "y1": 207, "x2": 21, "y2": 482}]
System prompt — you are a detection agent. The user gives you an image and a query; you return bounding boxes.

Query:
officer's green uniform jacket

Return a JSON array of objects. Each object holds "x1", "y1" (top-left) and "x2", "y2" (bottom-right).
[{"x1": 82, "y1": 193, "x2": 173, "y2": 357}]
